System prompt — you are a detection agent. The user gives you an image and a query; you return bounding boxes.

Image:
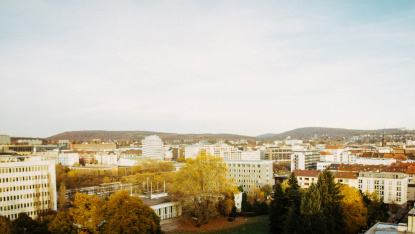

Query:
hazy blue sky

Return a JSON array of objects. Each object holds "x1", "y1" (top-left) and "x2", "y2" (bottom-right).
[{"x1": 1, "y1": 0, "x2": 414, "y2": 138}]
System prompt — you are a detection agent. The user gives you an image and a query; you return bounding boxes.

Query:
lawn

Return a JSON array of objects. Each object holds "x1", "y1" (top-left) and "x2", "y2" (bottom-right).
[
  {"x1": 205, "y1": 215, "x2": 269, "y2": 234},
  {"x1": 165, "y1": 215, "x2": 269, "y2": 234}
]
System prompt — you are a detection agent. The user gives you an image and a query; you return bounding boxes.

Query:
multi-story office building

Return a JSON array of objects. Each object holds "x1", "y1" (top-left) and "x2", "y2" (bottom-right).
[
  {"x1": 264, "y1": 146, "x2": 292, "y2": 162},
  {"x1": 225, "y1": 160, "x2": 274, "y2": 193},
  {"x1": 291, "y1": 149, "x2": 321, "y2": 171},
  {"x1": 142, "y1": 135, "x2": 164, "y2": 160},
  {"x1": 0, "y1": 159, "x2": 57, "y2": 220}
]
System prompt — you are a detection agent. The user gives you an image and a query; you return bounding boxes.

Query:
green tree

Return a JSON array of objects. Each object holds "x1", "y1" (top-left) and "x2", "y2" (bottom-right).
[
  {"x1": 316, "y1": 168, "x2": 345, "y2": 234},
  {"x1": 363, "y1": 191, "x2": 389, "y2": 226},
  {"x1": 241, "y1": 192, "x2": 250, "y2": 212},
  {"x1": 269, "y1": 183, "x2": 288, "y2": 234},
  {"x1": 0, "y1": 215, "x2": 13, "y2": 234},
  {"x1": 284, "y1": 172, "x2": 302, "y2": 234},
  {"x1": 299, "y1": 183, "x2": 325, "y2": 234},
  {"x1": 102, "y1": 190, "x2": 161, "y2": 233},
  {"x1": 170, "y1": 154, "x2": 233, "y2": 226},
  {"x1": 12, "y1": 213, "x2": 44, "y2": 234},
  {"x1": 47, "y1": 211, "x2": 77, "y2": 234}
]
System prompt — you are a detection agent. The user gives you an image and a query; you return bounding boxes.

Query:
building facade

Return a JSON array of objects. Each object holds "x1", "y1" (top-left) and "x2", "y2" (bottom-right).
[
  {"x1": 264, "y1": 146, "x2": 292, "y2": 162},
  {"x1": 142, "y1": 135, "x2": 164, "y2": 160},
  {"x1": 225, "y1": 160, "x2": 274, "y2": 193},
  {"x1": 0, "y1": 159, "x2": 57, "y2": 220},
  {"x1": 358, "y1": 171, "x2": 408, "y2": 205},
  {"x1": 291, "y1": 149, "x2": 321, "y2": 171}
]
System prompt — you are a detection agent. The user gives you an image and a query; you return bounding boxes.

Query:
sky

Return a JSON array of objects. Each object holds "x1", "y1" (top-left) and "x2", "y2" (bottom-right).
[{"x1": 1, "y1": 0, "x2": 414, "y2": 138}]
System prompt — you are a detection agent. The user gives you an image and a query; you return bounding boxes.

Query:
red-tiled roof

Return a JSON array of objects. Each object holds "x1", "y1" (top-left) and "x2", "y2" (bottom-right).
[
  {"x1": 334, "y1": 172, "x2": 358, "y2": 179},
  {"x1": 319, "y1": 151, "x2": 333, "y2": 155},
  {"x1": 293, "y1": 169, "x2": 321, "y2": 178},
  {"x1": 325, "y1": 146, "x2": 344, "y2": 149}
]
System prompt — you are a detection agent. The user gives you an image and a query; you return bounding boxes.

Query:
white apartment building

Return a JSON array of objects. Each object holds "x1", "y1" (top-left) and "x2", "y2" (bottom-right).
[
  {"x1": 358, "y1": 171, "x2": 408, "y2": 205},
  {"x1": 291, "y1": 149, "x2": 321, "y2": 171},
  {"x1": 0, "y1": 135, "x2": 11, "y2": 145},
  {"x1": 294, "y1": 170, "x2": 320, "y2": 189},
  {"x1": 58, "y1": 152, "x2": 79, "y2": 166},
  {"x1": 142, "y1": 135, "x2": 164, "y2": 160},
  {"x1": 223, "y1": 149, "x2": 261, "y2": 161},
  {"x1": 0, "y1": 159, "x2": 57, "y2": 220},
  {"x1": 322, "y1": 146, "x2": 346, "y2": 162},
  {"x1": 225, "y1": 160, "x2": 274, "y2": 193},
  {"x1": 94, "y1": 152, "x2": 118, "y2": 165}
]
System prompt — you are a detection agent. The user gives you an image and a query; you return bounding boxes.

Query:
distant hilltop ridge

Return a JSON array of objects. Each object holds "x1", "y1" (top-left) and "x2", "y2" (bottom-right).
[
  {"x1": 46, "y1": 127, "x2": 407, "y2": 141},
  {"x1": 48, "y1": 130, "x2": 255, "y2": 141},
  {"x1": 257, "y1": 127, "x2": 406, "y2": 140}
]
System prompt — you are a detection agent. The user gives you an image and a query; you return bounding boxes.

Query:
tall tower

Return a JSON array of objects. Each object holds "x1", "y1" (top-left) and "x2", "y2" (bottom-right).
[
  {"x1": 142, "y1": 135, "x2": 164, "y2": 160},
  {"x1": 382, "y1": 129, "x2": 387, "y2": 147}
]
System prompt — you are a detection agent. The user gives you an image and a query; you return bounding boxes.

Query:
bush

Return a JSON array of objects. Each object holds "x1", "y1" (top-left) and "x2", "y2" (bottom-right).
[{"x1": 228, "y1": 217, "x2": 235, "y2": 222}]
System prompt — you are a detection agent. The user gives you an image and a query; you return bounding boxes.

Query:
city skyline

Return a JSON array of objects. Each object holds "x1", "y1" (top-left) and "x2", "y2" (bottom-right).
[{"x1": 1, "y1": 1, "x2": 414, "y2": 138}]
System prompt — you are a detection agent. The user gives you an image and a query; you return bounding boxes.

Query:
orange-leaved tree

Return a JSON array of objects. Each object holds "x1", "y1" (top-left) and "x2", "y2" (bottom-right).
[
  {"x1": 339, "y1": 185, "x2": 368, "y2": 234},
  {"x1": 102, "y1": 190, "x2": 161, "y2": 233}
]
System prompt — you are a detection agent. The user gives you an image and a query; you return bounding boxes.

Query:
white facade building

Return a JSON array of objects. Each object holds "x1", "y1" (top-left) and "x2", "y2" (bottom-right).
[
  {"x1": 358, "y1": 171, "x2": 408, "y2": 205},
  {"x1": 291, "y1": 149, "x2": 321, "y2": 171},
  {"x1": 0, "y1": 159, "x2": 57, "y2": 220},
  {"x1": 58, "y1": 152, "x2": 79, "y2": 166},
  {"x1": 142, "y1": 135, "x2": 164, "y2": 160},
  {"x1": 0, "y1": 135, "x2": 11, "y2": 145},
  {"x1": 226, "y1": 160, "x2": 274, "y2": 193}
]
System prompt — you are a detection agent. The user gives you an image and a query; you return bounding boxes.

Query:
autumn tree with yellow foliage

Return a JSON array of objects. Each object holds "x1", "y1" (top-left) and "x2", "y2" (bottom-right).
[
  {"x1": 102, "y1": 190, "x2": 161, "y2": 233},
  {"x1": 170, "y1": 154, "x2": 234, "y2": 226},
  {"x1": 339, "y1": 185, "x2": 367, "y2": 234}
]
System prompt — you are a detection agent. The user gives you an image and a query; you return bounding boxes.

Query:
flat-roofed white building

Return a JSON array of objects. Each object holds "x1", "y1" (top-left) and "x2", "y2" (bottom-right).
[
  {"x1": 358, "y1": 171, "x2": 408, "y2": 205},
  {"x1": 0, "y1": 159, "x2": 57, "y2": 220},
  {"x1": 225, "y1": 160, "x2": 274, "y2": 193},
  {"x1": 142, "y1": 135, "x2": 164, "y2": 160},
  {"x1": 291, "y1": 149, "x2": 321, "y2": 171},
  {"x1": 0, "y1": 135, "x2": 11, "y2": 145},
  {"x1": 58, "y1": 151, "x2": 79, "y2": 166}
]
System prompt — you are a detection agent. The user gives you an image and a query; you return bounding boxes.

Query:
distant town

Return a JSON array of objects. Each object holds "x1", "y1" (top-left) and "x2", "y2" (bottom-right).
[{"x1": 1, "y1": 127, "x2": 415, "y2": 233}]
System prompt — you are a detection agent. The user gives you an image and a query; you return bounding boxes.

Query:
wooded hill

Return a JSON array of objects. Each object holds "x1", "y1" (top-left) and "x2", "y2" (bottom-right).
[
  {"x1": 47, "y1": 127, "x2": 406, "y2": 142},
  {"x1": 48, "y1": 130, "x2": 256, "y2": 142},
  {"x1": 257, "y1": 127, "x2": 404, "y2": 140}
]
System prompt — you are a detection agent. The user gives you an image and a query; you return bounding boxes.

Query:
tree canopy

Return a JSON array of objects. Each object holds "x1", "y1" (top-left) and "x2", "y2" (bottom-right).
[{"x1": 170, "y1": 154, "x2": 234, "y2": 225}]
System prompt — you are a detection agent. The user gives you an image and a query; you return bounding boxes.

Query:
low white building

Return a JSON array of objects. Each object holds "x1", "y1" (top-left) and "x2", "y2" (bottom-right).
[{"x1": 0, "y1": 159, "x2": 57, "y2": 220}]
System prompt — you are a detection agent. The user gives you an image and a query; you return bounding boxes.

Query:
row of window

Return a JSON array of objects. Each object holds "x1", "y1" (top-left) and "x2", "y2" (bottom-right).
[
  {"x1": 230, "y1": 174, "x2": 261, "y2": 178},
  {"x1": 1, "y1": 191, "x2": 51, "y2": 202},
  {"x1": 229, "y1": 169, "x2": 262, "y2": 173},
  {"x1": 227, "y1": 163, "x2": 264, "y2": 168},
  {"x1": 0, "y1": 166, "x2": 49, "y2": 174},
  {"x1": 1, "y1": 174, "x2": 49, "y2": 183},
  {"x1": 0, "y1": 183, "x2": 50, "y2": 193},
  {"x1": 1, "y1": 200, "x2": 51, "y2": 212}
]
